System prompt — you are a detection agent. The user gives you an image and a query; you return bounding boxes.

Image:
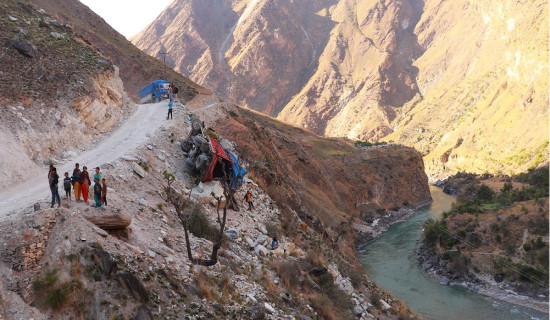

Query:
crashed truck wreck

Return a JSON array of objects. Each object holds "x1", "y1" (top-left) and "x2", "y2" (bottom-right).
[{"x1": 180, "y1": 114, "x2": 246, "y2": 189}]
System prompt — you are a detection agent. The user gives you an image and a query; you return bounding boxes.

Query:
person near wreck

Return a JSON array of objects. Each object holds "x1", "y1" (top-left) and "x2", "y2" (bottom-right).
[{"x1": 244, "y1": 190, "x2": 254, "y2": 211}]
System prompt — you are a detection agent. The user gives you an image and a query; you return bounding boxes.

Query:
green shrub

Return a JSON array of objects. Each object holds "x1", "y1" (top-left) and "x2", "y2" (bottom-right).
[
  {"x1": 537, "y1": 247, "x2": 549, "y2": 268},
  {"x1": 527, "y1": 216, "x2": 549, "y2": 235},
  {"x1": 275, "y1": 261, "x2": 300, "y2": 289},
  {"x1": 188, "y1": 204, "x2": 220, "y2": 241},
  {"x1": 476, "y1": 184, "x2": 495, "y2": 202},
  {"x1": 45, "y1": 288, "x2": 68, "y2": 311},
  {"x1": 34, "y1": 270, "x2": 59, "y2": 291},
  {"x1": 265, "y1": 222, "x2": 279, "y2": 238}
]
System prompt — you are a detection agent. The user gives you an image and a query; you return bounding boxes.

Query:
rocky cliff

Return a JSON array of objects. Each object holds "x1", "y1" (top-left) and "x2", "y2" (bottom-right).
[
  {"x1": 0, "y1": 0, "x2": 133, "y2": 191},
  {"x1": 133, "y1": 0, "x2": 549, "y2": 177}
]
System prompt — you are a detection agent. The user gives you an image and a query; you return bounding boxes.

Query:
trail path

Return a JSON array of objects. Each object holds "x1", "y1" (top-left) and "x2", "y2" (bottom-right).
[{"x1": 0, "y1": 101, "x2": 171, "y2": 220}]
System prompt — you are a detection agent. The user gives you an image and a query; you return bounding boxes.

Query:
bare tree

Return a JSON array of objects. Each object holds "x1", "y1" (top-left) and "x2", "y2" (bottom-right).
[{"x1": 160, "y1": 168, "x2": 235, "y2": 267}]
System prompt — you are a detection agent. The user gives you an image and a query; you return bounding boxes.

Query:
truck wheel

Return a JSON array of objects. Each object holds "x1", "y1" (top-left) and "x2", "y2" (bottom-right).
[
  {"x1": 193, "y1": 135, "x2": 208, "y2": 148},
  {"x1": 181, "y1": 139, "x2": 192, "y2": 153},
  {"x1": 185, "y1": 158, "x2": 196, "y2": 171}
]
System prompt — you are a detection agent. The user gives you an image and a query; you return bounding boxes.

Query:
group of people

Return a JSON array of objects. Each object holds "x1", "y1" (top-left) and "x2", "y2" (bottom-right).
[{"x1": 48, "y1": 163, "x2": 107, "y2": 208}]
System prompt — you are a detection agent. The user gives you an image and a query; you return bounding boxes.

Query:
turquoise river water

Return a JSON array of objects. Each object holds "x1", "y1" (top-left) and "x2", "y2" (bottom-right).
[{"x1": 358, "y1": 186, "x2": 548, "y2": 320}]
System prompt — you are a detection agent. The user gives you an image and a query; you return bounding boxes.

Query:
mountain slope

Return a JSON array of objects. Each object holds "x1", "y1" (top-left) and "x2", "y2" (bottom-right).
[
  {"x1": 28, "y1": 0, "x2": 209, "y2": 102},
  {"x1": 384, "y1": 0, "x2": 549, "y2": 178},
  {"x1": 133, "y1": 0, "x2": 548, "y2": 177}
]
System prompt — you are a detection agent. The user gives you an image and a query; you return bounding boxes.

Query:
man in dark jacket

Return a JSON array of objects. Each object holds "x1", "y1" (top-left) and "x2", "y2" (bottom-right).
[{"x1": 49, "y1": 166, "x2": 60, "y2": 208}]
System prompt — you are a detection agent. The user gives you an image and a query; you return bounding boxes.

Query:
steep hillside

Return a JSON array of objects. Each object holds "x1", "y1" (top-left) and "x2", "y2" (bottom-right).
[
  {"x1": 210, "y1": 104, "x2": 431, "y2": 253},
  {"x1": 28, "y1": 0, "x2": 209, "y2": 102},
  {"x1": 133, "y1": 0, "x2": 548, "y2": 177},
  {"x1": 0, "y1": 0, "x2": 133, "y2": 191},
  {"x1": 384, "y1": 0, "x2": 549, "y2": 178}
]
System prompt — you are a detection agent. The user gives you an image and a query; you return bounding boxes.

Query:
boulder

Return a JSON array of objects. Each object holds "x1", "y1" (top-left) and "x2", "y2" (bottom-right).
[
  {"x1": 115, "y1": 271, "x2": 149, "y2": 303},
  {"x1": 83, "y1": 213, "x2": 131, "y2": 230},
  {"x1": 255, "y1": 234, "x2": 267, "y2": 246},
  {"x1": 308, "y1": 266, "x2": 327, "y2": 277},
  {"x1": 379, "y1": 300, "x2": 391, "y2": 310},
  {"x1": 50, "y1": 32, "x2": 64, "y2": 39},
  {"x1": 494, "y1": 272, "x2": 505, "y2": 283},
  {"x1": 245, "y1": 237, "x2": 255, "y2": 249},
  {"x1": 254, "y1": 245, "x2": 270, "y2": 257},
  {"x1": 193, "y1": 181, "x2": 224, "y2": 204},
  {"x1": 138, "y1": 198, "x2": 147, "y2": 206},
  {"x1": 353, "y1": 305, "x2": 364, "y2": 315},
  {"x1": 264, "y1": 302, "x2": 276, "y2": 314},
  {"x1": 91, "y1": 248, "x2": 116, "y2": 275},
  {"x1": 92, "y1": 226, "x2": 108, "y2": 238},
  {"x1": 247, "y1": 303, "x2": 265, "y2": 320},
  {"x1": 133, "y1": 306, "x2": 154, "y2": 320},
  {"x1": 225, "y1": 228, "x2": 238, "y2": 240},
  {"x1": 132, "y1": 162, "x2": 146, "y2": 177}
]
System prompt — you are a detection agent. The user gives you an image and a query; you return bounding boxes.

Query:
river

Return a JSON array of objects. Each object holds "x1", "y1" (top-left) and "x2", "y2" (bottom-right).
[{"x1": 358, "y1": 186, "x2": 548, "y2": 320}]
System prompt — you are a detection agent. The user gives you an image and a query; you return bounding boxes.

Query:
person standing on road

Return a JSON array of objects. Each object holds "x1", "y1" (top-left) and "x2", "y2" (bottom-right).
[
  {"x1": 94, "y1": 167, "x2": 102, "y2": 183},
  {"x1": 167, "y1": 99, "x2": 173, "y2": 120},
  {"x1": 101, "y1": 178, "x2": 108, "y2": 206},
  {"x1": 49, "y1": 167, "x2": 60, "y2": 208},
  {"x1": 63, "y1": 172, "x2": 72, "y2": 200},
  {"x1": 72, "y1": 163, "x2": 82, "y2": 202},
  {"x1": 93, "y1": 178, "x2": 102, "y2": 208},
  {"x1": 173, "y1": 86, "x2": 179, "y2": 101},
  {"x1": 80, "y1": 166, "x2": 91, "y2": 205}
]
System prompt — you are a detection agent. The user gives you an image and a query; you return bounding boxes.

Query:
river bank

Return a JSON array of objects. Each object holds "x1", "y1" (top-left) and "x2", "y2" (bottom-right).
[
  {"x1": 416, "y1": 239, "x2": 549, "y2": 314},
  {"x1": 353, "y1": 199, "x2": 433, "y2": 246},
  {"x1": 358, "y1": 187, "x2": 548, "y2": 320}
]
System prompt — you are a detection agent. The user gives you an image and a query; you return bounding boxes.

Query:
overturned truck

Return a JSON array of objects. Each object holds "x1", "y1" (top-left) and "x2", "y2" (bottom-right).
[{"x1": 180, "y1": 115, "x2": 245, "y2": 189}]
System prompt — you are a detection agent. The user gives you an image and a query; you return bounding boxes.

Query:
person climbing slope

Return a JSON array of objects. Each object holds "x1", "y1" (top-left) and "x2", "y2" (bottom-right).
[{"x1": 244, "y1": 190, "x2": 254, "y2": 211}]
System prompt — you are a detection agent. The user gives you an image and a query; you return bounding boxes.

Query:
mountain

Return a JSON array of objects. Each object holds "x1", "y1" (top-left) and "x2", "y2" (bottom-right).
[
  {"x1": 0, "y1": 0, "x2": 432, "y2": 318},
  {"x1": 28, "y1": 0, "x2": 209, "y2": 102},
  {"x1": 132, "y1": 0, "x2": 549, "y2": 178}
]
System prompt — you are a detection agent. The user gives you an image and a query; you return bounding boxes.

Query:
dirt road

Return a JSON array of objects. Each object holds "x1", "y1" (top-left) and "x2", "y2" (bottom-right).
[{"x1": 0, "y1": 101, "x2": 171, "y2": 220}]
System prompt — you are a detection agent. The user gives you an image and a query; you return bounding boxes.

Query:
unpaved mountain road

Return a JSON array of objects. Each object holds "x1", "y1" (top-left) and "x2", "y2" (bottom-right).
[{"x1": 0, "y1": 101, "x2": 172, "y2": 220}]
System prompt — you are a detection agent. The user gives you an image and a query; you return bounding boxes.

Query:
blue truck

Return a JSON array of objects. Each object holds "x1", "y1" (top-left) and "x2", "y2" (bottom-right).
[{"x1": 139, "y1": 80, "x2": 170, "y2": 103}]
